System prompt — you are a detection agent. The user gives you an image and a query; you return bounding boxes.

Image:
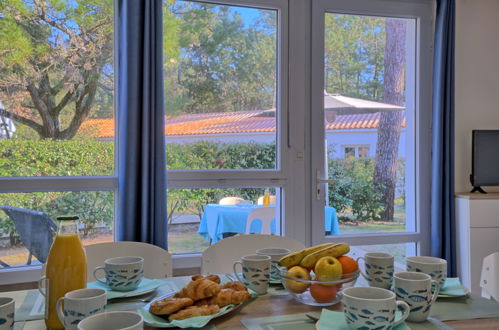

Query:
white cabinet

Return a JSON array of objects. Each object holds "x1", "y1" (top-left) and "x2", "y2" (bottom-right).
[{"x1": 456, "y1": 193, "x2": 499, "y2": 295}]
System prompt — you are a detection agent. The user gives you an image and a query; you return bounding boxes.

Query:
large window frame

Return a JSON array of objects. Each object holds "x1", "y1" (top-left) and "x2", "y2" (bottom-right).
[
  {"x1": 166, "y1": 0, "x2": 298, "y2": 269},
  {"x1": 0, "y1": 0, "x2": 435, "y2": 283},
  {"x1": 310, "y1": 0, "x2": 434, "y2": 255}
]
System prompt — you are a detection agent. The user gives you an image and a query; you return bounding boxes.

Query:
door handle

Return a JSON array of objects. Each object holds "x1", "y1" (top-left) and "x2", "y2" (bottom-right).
[{"x1": 316, "y1": 169, "x2": 336, "y2": 200}]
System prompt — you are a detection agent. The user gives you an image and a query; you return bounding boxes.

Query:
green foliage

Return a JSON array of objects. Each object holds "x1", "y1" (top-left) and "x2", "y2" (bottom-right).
[
  {"x1": 328, "y1": 158, "x2": 384, "y2": 221},
  {"x1": 164, "y1": 2, "x2": 277, "y2": 114},
  {"x1": 324, "y1": 14, "x2": 386, "y2": 100},
  {"x1": 0, "y1": 140, "x2": 113, "y2": 177},
  {"x1": 0, "y1": 140, "x2": 114, "y2": 237},
  {"x1": 166, "y1": 141, "x2": 275, "y2": 170}
]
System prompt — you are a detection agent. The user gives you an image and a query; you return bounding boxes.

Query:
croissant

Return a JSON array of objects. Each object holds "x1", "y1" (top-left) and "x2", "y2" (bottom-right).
[
  {"x1": 221, "y1": 281, "x2": 247, "y2": 292},
  {"x1": 149, "y1": 297, "x2": 193, "y2": 315},
  {"x1": 191, "y1": 274, "x2": 221, "y2": 284},
  {"x1": 195, "y1": 288, "x2": 252, "y2": 307},
  {"x1": 168, "y1": 304, "x2": 220, "y2": 322},
  {"x1": 174, "y1": 278, "x2": 221, "y2": 301}
]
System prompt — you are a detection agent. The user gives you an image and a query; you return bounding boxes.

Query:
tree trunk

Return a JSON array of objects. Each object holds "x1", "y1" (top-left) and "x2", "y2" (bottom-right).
[{"x1": 373, "y1": 19, "x2": 406, "y2": 221}]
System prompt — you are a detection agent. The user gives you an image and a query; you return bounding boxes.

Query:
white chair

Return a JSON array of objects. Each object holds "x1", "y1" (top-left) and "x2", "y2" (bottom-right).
[
  {"x1": 201, "y1": 234, "x2": 305, "y2": 274},
  {"x1": 218, "y1": 197, "x2": 251, "y2": 205},
  {"x1": 245, "y1": 207, "x2": 276, "y2": 234},
  {"x1": 257, "y1": 195, "x2": 277, "y2": 205},
  {"x1": 480, "y1": 252, "x2": 499, "y2": 301},
  {"x1": 84, "y1": 241, "x2": 173, "y2": 280}
]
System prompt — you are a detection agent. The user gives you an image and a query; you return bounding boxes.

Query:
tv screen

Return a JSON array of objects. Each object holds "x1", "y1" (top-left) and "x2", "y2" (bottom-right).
[{"x1": 471, "y1": 130, "x2": 499, "y2": 188}]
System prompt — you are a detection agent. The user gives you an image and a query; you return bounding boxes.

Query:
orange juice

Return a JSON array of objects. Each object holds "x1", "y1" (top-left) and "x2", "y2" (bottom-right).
[
  {"x1": 263, "y1": 189, "x2": 270, "y2": 207},
  {"x1": 44, "y1": 220, "x2": 87, "y2": 329}
]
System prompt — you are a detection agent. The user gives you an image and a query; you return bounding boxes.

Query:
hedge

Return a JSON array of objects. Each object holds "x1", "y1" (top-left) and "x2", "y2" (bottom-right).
[{"x1": 0, "y1": 139, "x2": 402, "y2": 240}]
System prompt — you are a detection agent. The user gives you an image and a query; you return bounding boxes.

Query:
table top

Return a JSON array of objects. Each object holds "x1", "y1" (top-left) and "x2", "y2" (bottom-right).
[
  {"x1": 6, "y1": 276, "x2": 499, "y2": 330},
  {"x1": 199, "y1": 204, "x2": 338, "y2": 244}
]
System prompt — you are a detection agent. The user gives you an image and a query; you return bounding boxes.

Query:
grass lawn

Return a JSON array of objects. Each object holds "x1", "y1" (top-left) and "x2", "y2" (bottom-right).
[{"x1": 339, "y1": 222, "x2": 406, "y2": 235}]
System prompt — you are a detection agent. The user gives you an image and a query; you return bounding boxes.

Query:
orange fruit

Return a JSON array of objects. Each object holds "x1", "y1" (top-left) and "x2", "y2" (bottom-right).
[
  {"x1": 310, "y1": 283, "x2": 337, "y2": 303},
  {"x1": 337, "y1": 256, "x2": 358, "y2": 275}
]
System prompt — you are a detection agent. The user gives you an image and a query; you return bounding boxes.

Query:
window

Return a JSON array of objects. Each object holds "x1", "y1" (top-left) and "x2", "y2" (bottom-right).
[
  {"x1": 0, "y1": 0, "x2": 115, "y2": 280},
  {"x1": 0, "y1": 0, "x2": 433, "y2": 279},
  {"x1": 311, "y1": 0, "x2": 433, "y2": 256},
  {"x1": 163, "y1": 0, "x2": 289, "y2": 255},
  {"x1": 342, "y1": 145, "x2": 370, "y2": 158}
]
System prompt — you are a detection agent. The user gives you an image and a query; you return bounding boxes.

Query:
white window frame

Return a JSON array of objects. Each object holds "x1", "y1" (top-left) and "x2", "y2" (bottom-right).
[
  {"x1": 0, "y1": 0, "x2": 435, "y2": 284},
  {"x1": 310, "y1": 0, "x2": 434, "y2": 256},
  {"x1": 166, "y1": 0, "x2": 304, "y2": 269}
]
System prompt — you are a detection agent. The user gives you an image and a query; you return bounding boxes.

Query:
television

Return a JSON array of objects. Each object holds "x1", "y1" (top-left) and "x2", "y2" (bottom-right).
[{"x1": 470, "y1": 130, "x2": 499, "y2": 193}]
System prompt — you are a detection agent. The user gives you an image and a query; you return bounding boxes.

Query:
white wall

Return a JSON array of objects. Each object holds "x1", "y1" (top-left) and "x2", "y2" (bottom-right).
[
  {"x1": 165, "y1": 129, "x2": 407, "y2": 159},
  {"x1": 455, "y1": 0, "x2": 499, "y2": 192}
]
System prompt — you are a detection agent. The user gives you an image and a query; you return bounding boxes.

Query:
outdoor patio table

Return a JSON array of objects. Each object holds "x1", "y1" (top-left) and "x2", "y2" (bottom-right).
[
  {"x1": 198, "y1": 204, "x2": 339, "y2": 244},
  {"x1": 5, "y1": 274, "x2": 499, "y2": 329}
]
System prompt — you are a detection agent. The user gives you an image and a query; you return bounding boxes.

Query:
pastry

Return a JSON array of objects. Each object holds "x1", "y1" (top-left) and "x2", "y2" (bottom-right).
[
  {"x1": 221, "y1": 281, "x2": 247, "y2": 292},
  {"x1": 168, "y1": 304, "x2": 220, "y2": 322},
  {"x1": 149, "y1": 297, "x2": 193, "y2": 315},
  {"x1": 174, "y1": 278, "x2": 221, "y2": 301},
  {"x1": 195, "y1": 288, "x2": 251, "y2": 307},
  {"x1": 191, "y1": 274, "x2": 221, "y2": 284}
]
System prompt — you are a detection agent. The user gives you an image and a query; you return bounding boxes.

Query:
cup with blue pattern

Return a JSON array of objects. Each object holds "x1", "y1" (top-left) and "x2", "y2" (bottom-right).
[
  {"x1": 256, "y1": 248, "x2": 291, "y2": 283},
  {"x1": 93, "y1": 256, "x2": 144, "y2": 291},
  {"x1": 233, "y1": 255, "x2": 271, "y2": 295},
  {"x1": 0, "y1": 297, "x2": 14, "y2": 330},
  {"x1": 56, "y1": 288, "x2": 107, "y2": 330},
  {"x1": 406, "y1": 256, "x2": 447, "y2": 293},
  {"x1": 394, "y1": 272, "x2": 440, "y2": 322},
  {"x1": 357, "y1": 252, "x2": 394, "y2": 289},
  {"x1": 342, "y1": 286, "x2": 410, "y2": 330}
]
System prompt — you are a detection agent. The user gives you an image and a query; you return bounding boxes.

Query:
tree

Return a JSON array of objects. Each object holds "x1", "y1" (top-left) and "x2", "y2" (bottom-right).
[
  {"x1": 164, "y1": 2, "x2": 276, "y2": 114},
  {"x1": 0, "y1": 0, "x2": 113, "y2": 140},
  {"x1": 373, "y1": 19, "x2": 406, "y2": 220}
]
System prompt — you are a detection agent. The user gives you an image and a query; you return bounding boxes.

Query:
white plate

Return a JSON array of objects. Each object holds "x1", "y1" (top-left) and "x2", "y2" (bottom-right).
[{"x1": 139, "y1": 292, "x2": 246, "y2": 328}]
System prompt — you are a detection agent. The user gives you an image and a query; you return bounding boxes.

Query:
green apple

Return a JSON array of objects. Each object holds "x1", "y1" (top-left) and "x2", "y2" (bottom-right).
[{"x1": 314, "y1": 256, "x2": 343, "y2": 284}]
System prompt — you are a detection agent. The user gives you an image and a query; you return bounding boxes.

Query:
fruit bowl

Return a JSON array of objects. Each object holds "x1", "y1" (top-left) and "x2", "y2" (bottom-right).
[{"x1": 277, "y1": 267, "x2": 359, "y2": 306}]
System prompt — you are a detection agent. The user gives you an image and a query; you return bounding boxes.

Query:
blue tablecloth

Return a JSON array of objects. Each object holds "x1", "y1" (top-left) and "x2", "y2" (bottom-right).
[{"x1": 198, "y1": 204, "x2": 339, "y2": 244}]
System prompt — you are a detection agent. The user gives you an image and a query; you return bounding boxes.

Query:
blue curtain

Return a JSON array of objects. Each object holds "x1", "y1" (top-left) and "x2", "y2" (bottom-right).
[
  {"x1": 430, "y1": 0, "x2": 456, "y2": 276},
  {"x1": 116, "y1": 0, "x2": 168, "y2": 249}
]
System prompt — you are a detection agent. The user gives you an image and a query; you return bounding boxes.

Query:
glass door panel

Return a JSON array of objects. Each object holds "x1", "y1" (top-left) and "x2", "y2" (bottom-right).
[{"x1": 310, "y1": 0, "x2": 431, "y2": 250}]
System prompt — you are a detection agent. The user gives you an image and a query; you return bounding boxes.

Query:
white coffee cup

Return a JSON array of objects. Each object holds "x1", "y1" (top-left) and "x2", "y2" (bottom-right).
[
  {"x1": 256, "y1": 248, "x2": 290, "y2": 281},
  {"x1": 394, "y1": 272, "x2": 440, "y2": 322},
  {"x1": 233, "y1": 255, "x2": 271, "y2": 295},
  {"x1": 342, "y1": 286, "x2": 410, "y2": 330},
  {"x1": 0, "y1": 297, "x2": 14, "y2": 330},
  {"x1": 77, "y1": 311, "x2": 143, "y2": 330},
  {"x1": 56, "y1": 288, "x2": 107, "y2": 330},
  {"x1": 356, "y1": 252, "x2": 394, "y2": 289},
  {"x1": 406, "y1": 256, "x2": 447, "y2": 291},
  {"x1": 93, "y1": 256, "x2": 144, "y2": 291}
]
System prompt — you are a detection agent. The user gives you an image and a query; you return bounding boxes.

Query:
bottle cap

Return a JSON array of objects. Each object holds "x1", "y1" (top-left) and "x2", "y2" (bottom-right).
[{"x1": 56, "y1": 215, "x2": 79, "y2": 221}]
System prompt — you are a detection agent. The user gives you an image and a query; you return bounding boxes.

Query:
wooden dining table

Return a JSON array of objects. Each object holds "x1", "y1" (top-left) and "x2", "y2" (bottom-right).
[{"x1": 5, "y1": 276, "x2": 499, "y2": 329}]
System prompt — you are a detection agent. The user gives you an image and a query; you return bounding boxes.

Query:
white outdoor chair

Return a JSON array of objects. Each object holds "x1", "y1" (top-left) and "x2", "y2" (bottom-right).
[
  {"x1": 245, "y1": 207, "x2": 276, "y2": 235},
  {"x1": 256, "y1": 195, "x2": 277, "y2": 205},
  {"x1": 201, "y1": 234, "x2": 305, "y2": 274},
  {"x1": 85, "y1": 241, "x2": 173, "y2": 280},
  {"x1": 480, "y1": 252, "x2": 499, "y2": 301},
  {"x1": 218, "y1": 197, "x2": 251, "y2": 205}
]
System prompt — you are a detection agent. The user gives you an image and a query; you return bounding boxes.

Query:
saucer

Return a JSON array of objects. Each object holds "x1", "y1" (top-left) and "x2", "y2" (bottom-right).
[{"x1": 87, "y1": 278, "x2": 165, "y2": 300}]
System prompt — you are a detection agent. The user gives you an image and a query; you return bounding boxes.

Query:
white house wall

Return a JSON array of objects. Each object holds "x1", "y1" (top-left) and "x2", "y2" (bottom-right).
[{"x1": 165, "y1": 128, "x2": 407, "y2": 159}]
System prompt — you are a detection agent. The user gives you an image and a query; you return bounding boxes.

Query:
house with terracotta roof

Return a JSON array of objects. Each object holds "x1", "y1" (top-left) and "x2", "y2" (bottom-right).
[{"x1": 80, "y1": 109, "x2": 406, "y2": 158}]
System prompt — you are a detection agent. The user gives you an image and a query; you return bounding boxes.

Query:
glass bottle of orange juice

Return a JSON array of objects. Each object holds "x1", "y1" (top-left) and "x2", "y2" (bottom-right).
[
  {"x1": 263, "y1": 188, "x2": 270, "y2": 207},
  {"x1": 42, "y1": 216, "x2": 87, "y2": 329}
]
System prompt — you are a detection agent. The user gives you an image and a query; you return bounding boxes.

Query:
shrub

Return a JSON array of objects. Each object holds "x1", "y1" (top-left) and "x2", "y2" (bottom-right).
[{"x1": 328, "y1": 158, "x2": 385, "y2": 221}]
